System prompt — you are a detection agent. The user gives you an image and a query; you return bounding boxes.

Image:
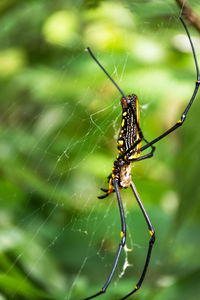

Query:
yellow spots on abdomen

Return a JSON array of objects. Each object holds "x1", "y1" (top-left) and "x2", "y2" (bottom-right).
[{"x1": 118, "y1": 140, "x2": 124, "y2": 147}]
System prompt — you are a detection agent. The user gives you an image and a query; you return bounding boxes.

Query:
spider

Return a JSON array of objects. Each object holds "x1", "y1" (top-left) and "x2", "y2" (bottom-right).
[{"x1": 83, "y1": 18, "x2": 200, "y2": 300}]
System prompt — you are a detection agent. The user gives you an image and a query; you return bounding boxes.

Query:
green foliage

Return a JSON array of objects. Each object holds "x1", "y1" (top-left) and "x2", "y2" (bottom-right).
[{"x1": 0, "y1": 0, "x2": 200, "y2": 299}]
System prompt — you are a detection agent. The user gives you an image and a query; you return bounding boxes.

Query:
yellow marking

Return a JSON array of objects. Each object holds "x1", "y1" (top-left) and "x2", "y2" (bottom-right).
[
  {"x1": 135, "y1": 285, "x2": 138, "y2": 290},
  {"x1": 177, "y1": 119, "x2": 182, "y2": 124},
  {"x1": 136, "y1": 97, "x2": 140, "y2": 127},
  {"x1": 149, "y1": 230, "x2": 154, "y2": 236},
  {"x1": 121, "y1": 119, "x2": 125, "y2": 127},
  {"x1": 135, "y1": 97, "x2": 142, "y2": 158},
  {"x1": 106, "y1": 178, "x2": 113, "y2": 195},
  {"x1": 100, "y1": 288, "x2": 103, "y2": 292},
  {"x1": 196, "y1": 79, "x2": 200, "y2": 84},
  {"x1": 123, "y1": 112, "x2": 127, "y2": 116},
  {"x1": 116, "y1": 155, "x2": 119, "y2": 159},
  {"x1": 118, "y1": 140, "x2": 123, "y2": 147},
  {"x1": 120, "y1": 231, "x2": 124, "y2": 238},
  {"x1": 129, "y1": 152, "x2": 140, "y2": 159}
]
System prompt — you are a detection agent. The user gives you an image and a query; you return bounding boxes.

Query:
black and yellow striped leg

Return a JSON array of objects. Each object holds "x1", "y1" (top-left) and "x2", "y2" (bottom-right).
[
  {"x1": 120, "y1": 181, "x2": 155, "y2": 300},
  {"x1": 83, "y1": 178, "x2": 126, "y2": 300}
]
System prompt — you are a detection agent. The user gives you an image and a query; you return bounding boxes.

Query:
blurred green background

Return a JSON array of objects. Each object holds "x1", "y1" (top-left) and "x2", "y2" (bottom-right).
[{"x1": 0, "y1": 0, "x2": 200, "y2": 299}]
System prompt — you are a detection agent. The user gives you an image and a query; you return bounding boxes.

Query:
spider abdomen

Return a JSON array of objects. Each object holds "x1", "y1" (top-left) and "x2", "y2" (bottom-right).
[{"x1": 117, "y1": 94, "x2": 141, "y2": 159}]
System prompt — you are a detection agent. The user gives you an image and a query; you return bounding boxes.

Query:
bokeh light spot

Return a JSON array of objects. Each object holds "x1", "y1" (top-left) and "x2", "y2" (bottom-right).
[{"x1": 42, "y1": 10, "x2": 78, "y2": 46}]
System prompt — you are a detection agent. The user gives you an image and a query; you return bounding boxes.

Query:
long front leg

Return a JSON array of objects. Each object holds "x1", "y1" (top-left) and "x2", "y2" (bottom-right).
[
  {"x1": 83, "y1": 178, "x2": 126, "y2": 299},
  {"x1": 120, "y1": 181, "x2": 155, "y2": 300},
  {"x1": 139, "y1": 17, "x2": 200, "y2": 153}
]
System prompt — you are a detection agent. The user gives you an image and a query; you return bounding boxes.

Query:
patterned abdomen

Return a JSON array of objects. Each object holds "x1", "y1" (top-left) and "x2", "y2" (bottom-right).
[{"x1": 117, "y1": 94, "x2": 141, "y2": 160}]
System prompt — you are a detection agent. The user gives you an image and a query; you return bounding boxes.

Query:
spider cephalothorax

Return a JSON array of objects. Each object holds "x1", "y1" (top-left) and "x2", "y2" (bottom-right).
[
  {"x1": 113, "y1": 160, "x2": 132, "y2": 188},
  {"x1": 118, "y1": 161, "x2": 132, "y2": 188}
]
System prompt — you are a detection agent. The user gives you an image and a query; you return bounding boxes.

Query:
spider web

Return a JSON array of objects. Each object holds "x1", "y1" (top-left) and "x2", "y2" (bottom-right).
[{"x1": 1, "y1": 1, "x2": 200, "y2": 300}]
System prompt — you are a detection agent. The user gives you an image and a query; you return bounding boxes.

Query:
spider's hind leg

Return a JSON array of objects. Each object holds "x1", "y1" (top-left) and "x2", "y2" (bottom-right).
[
  {"x1": 84, "y1": 178, "x2": 126, "y2": 300},
  {"x1": 120, "y1": 181, "x2": 155, "y2": 300}
]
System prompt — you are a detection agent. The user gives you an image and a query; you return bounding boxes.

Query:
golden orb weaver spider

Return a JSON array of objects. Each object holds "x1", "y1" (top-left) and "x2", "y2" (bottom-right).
[{"x1": 83, "y1": 18, "x2": 200, "y2": 300}]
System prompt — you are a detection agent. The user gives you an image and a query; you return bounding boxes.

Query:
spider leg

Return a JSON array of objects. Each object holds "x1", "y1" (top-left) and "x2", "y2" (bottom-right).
[
  {"x1": 83, "y1": 178, "x2": 126, "y2": 300},
  {"x1": 120, "y1": 181, "x2": 155, "y2": 300},
  {"x1": 118, "y1": 138, "x2": 155, "y2": 163},
  {"x1": 139, "y1": 17, "x2": 200, "y2": 153},
  {"x1": 100, "y1": 188, "x2": 116, "y2": 193},
  {"x1": 98, "y1": 192, "x2": 113, "y2": 199},
  {"x1": 87, "y1": 47, "x2": 143, "y2": 138},
  {"x1": 100, "y1": 188, "x2": 111, "y2": 193},
  {"x1": 130, "y1": 145, "x2": 156, "y2": 162},
  {"x1": 139, "y1": 87, "x2": 199, "y2": 153}
]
